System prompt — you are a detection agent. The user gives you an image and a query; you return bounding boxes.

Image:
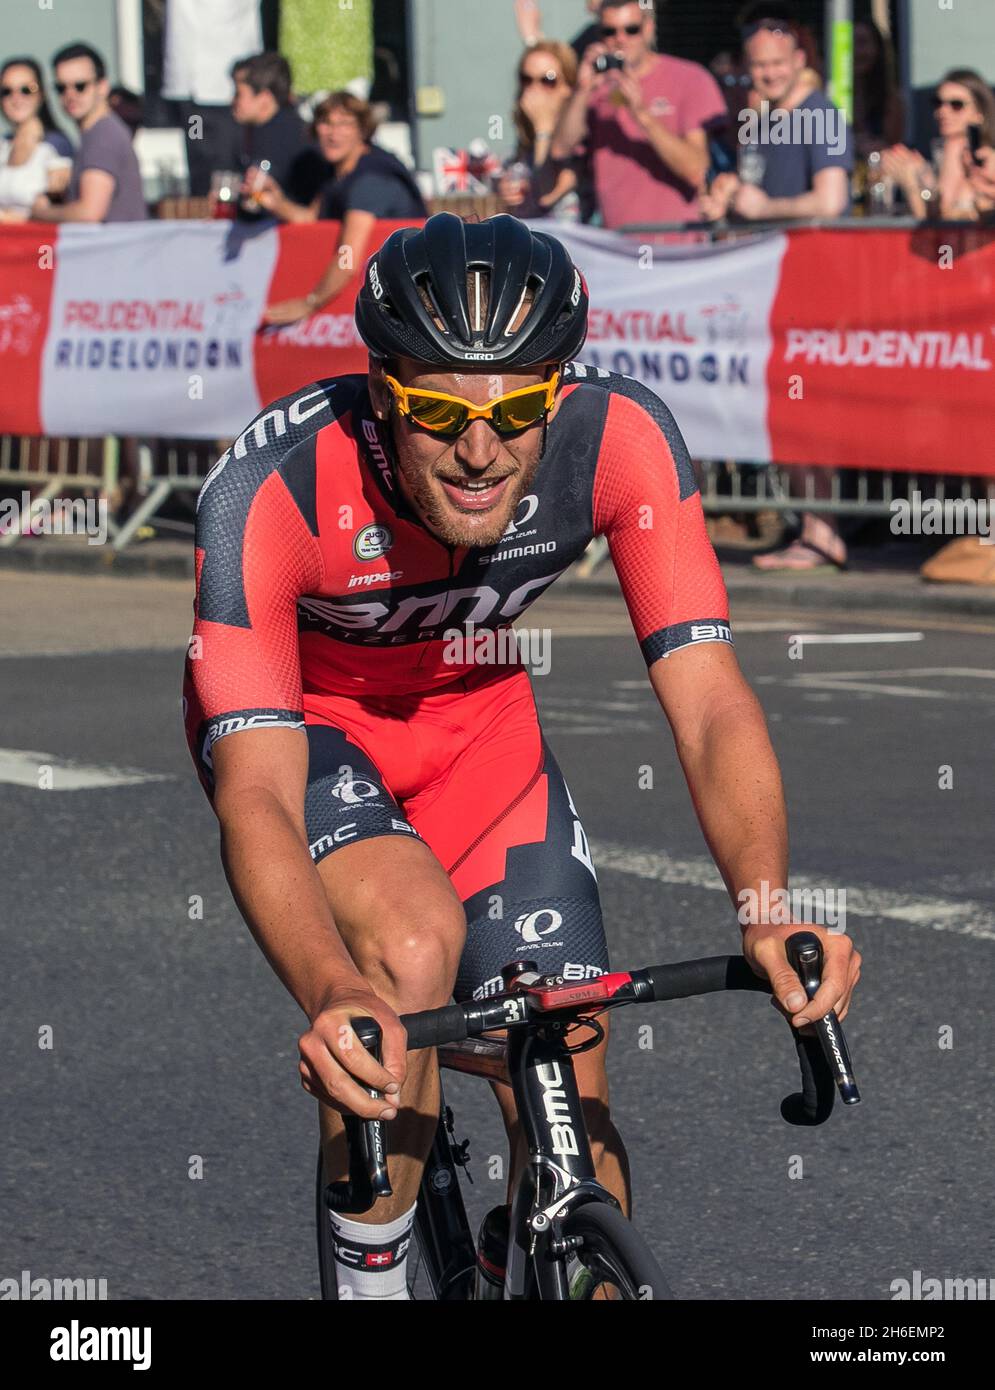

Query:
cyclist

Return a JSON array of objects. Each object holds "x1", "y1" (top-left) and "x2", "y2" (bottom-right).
[{"x1": 183, "y1": 212, "x2": 860, "y2": 1300}]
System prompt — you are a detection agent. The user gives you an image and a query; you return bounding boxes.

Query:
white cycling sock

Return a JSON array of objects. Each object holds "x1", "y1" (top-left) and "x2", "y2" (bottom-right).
[{"x1": 327, "y1": 1201, "x2": 417, "y2": 1301}]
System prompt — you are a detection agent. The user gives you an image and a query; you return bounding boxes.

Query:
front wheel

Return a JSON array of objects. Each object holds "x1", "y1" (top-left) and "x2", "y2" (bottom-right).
[{"x1": 559, "y1": 1202, "x2": 674, "y2": 1301}]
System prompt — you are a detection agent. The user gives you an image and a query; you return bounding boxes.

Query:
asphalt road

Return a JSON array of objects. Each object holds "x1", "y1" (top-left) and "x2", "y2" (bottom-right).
[{"x1": 1, "y1": 572, "x2": 993, "y2": 1300}]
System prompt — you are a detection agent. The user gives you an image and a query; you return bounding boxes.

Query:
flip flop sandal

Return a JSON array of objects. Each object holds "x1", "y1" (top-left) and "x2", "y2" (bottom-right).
[{"x1": 752, "y1": 539, "x2": 847, "y2": 572}]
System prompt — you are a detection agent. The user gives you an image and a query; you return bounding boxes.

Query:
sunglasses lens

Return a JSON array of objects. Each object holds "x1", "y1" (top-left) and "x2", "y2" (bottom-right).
[
  {"x1": 406, "y1": 396, "x2": 469, "y2": 434},
  {"x1": 493, "y1": 388, "x2": 550, "y2": 433}
]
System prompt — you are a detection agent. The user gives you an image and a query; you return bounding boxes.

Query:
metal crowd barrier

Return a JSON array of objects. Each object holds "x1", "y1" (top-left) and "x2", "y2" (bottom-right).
[
  {"x1": 0, "y1": 435, "x2": 119, "y2": 549},
  {"x1": 696, "y1": 461, "x2": 995, "y2": 518}
]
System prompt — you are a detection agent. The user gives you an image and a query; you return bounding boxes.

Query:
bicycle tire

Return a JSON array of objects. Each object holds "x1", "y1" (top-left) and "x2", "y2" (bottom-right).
[{"x1": 559, "y1": 1202, "x2": 674, "y2": 1301}]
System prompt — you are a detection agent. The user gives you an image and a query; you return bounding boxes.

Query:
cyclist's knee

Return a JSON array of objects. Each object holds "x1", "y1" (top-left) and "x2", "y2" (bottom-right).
[{"x1": 352, "y1": 908, "x2": 466, "y2": 1009}]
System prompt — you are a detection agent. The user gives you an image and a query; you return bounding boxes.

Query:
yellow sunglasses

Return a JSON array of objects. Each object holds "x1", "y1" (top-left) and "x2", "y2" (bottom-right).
[{"x1": 383, "y1": 370, "x2": 560, "y2": 438}]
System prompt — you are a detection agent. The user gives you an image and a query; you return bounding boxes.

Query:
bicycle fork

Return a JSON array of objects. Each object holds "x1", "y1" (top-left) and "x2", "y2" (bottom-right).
[{"x1": 504, "y1": 1021, "x2": 621, "y2": 1300}]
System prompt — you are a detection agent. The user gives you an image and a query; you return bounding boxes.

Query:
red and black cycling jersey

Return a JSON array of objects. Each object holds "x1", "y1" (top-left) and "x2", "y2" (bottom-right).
[{"x1": 183, "y1": 361, "x2": 731, "y2": 767}]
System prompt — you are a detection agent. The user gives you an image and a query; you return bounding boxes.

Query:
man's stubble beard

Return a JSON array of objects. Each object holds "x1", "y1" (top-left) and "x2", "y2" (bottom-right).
[{"x1": 398, "y1": 447, "x2": 542, "y2": 548}]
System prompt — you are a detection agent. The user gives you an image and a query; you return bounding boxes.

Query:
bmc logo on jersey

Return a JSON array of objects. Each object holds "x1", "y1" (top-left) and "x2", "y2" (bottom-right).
[
  {"x1": 514, "y1": 908, "x2": 563, "y2": 944},
  {"x1": 354, "y1": 523, "x2": 393, "y2": 561},
  {"x1": 297, "y1": 569, "x2": 565, "y2": 645}
]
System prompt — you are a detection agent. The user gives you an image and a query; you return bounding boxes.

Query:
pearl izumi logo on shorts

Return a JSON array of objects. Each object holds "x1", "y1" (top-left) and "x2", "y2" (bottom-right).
[
  {"x1": 514, "y1": 908, "x2": 563, "y2": 945},
  {"x1": 330, "y1": 770, "x2": 381, "y2": 804},
  {"x1": 354, "y1": 523, "x2": 393, "y2": 561}
]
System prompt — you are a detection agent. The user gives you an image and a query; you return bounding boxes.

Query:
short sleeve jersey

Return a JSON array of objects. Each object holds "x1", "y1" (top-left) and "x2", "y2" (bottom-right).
[{"x1": 184, "y1": 364, "x2": 731, "y2": 755}]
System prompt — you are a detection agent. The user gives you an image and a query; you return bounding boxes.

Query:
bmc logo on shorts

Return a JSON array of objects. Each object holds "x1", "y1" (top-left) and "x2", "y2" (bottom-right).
[{"x1": 514, "y1": 908, "x2": 563, "y2": 945}]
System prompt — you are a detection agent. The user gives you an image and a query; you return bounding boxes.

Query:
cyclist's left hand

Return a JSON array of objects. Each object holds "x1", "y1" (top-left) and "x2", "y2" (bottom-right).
[{"x1": 742, "y1": 921, "x2": 861, "y2": 1027}]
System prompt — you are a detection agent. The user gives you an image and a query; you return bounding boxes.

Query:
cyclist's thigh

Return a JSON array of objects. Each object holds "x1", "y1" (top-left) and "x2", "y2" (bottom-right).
[
  {"x1": 406, "y1": 690, "x2": 610, "y2": 1005},
  {"x1": 302, "y1": 723, "x2": 465, "y2": 973}
]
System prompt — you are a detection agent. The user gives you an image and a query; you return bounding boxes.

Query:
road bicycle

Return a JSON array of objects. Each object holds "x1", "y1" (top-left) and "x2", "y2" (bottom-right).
[{"x1": 316, "y1": 931, "x2": 859, "y2": 1300}]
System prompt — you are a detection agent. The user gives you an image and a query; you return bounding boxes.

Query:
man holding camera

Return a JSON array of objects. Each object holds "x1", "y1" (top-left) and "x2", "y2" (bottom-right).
[{"x1": 551, "y1": 0, "x2": 726, "y2": 229}]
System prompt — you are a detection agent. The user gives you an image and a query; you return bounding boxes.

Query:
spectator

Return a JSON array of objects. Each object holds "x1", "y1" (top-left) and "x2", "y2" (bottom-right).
[
  {"x1": 737, "y1": 0, "x2": 823, "y2": 88},
  {"x1": 551, "y1": 0, "x2": 726, "y2": 230},
  {"x1": 700, "y1": 14, "x2": 851, "y2": 573},
  {"x1": 31, "y1": 43, "x2": 146, "y2": 223},
  {"x1": 231, "y1": 52, "x2": 326, "y2": 221},
  {"x1": 0, "y1": 56, "x2": 73, "y2": 222},
  {"x1": 851, "y1": 18, "x2": 904, "y2": 157},
  {"x1": 259, "y1": 91, "x2": 425, "y2": 327},
  {"x1": 882, "y1": 69, "x2": 995, "y2": 222},
  {"x1": 499, "y1": 42, "x2": 581, "y2": 221},
  {"x1": 699, "y1": 15, "x2": 851, "y2": 224},
  {"x1": 162, "y1": 0, "x2": 260, "y2": 196}
]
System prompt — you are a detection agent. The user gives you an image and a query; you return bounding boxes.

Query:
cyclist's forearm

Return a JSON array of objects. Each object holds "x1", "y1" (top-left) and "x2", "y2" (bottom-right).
[
  {"x1": 217, "y1": 790, "x2": 362, "y2": 1016},
  {"x1": 674, "y1": 695, "x2": 789, "y2": 919}
]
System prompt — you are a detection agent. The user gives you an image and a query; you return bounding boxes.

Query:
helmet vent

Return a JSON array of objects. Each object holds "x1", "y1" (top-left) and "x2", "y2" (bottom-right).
[
  {"x1": 504, "y1": 279, "x2": 538, "y2": 337},
  {"x1": 415, "y1": 277, "x2": 448, "y2": 334}
]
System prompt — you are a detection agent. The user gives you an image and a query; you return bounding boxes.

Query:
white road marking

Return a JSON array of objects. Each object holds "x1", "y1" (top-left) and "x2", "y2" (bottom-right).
[
  {"x1": 789, "y1": 677, "x2": 951, "y2": 699},
  {"x1": 0, "y1": 748, "x2": 171, "y2": 790},
  {"x1": 590, "y1": 841, "x2": 995, "y2": 942},
  {"x1": 787, "y1": 633, "x2": 925, "y2": 645}
]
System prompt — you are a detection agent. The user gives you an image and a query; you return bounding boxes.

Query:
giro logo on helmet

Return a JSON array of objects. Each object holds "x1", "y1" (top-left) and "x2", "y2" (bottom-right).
[{"x1": 368, "y1": 262, "x2": 384, "y2": 300}]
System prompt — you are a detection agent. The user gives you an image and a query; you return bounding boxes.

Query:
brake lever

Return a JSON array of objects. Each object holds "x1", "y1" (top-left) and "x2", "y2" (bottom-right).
[
  {"x1": 787, "y1": 932, "x2": 861, "y2": 1107},
  {"x1": 321, "y1": 1016, "x2": 393, "y2": 1214}
]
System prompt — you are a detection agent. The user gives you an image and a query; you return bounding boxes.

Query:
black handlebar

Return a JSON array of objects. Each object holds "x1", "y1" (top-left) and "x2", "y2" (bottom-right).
[{"x1": 322, "y1": 932, "x2": 859, "y2": 1214}]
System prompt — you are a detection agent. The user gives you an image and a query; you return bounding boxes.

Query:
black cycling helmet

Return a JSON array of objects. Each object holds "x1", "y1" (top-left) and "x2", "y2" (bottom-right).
[{"x1": 355, "y1": 212, "x2": 588, "y2": 367}]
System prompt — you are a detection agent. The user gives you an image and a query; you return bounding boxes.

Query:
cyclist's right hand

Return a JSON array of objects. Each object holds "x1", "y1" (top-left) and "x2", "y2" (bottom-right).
[{"x1": 298, "y1": 985, "x2": 408, "y2": 1120}]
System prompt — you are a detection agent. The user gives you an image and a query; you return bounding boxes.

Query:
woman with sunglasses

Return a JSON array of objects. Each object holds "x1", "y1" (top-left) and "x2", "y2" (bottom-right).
[
  {"x1": 0, "y1": 57, "x2": 73, "y2": 222},
  {"x1": 882, "y1": 69, "x2": 995, "y2": 221},
  {"x1": 499, "y1": 41, "x2": 581, "y2": 222}
]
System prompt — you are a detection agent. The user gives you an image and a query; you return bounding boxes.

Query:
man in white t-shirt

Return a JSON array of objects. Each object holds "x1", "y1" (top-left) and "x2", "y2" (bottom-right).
[{"x1": 162, "y1": 0, "x2": 262, "y2": 195}]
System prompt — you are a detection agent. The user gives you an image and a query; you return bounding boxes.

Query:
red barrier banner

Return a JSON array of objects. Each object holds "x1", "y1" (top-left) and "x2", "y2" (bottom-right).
[
  {"x1": 0, "y1": 220, "x2": 993, "y2": 476},
  {"x1": 767, "y1": 226, "x2": 995, "y2": 474}
]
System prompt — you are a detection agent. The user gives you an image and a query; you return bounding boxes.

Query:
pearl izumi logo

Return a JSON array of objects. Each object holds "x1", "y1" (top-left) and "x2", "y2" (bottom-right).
[
  {"x1": 514, "y1": 908, "x2": 563, "y2": 945},
  {"x1": 330, "y1": 769, "x2": 381, "y2": 804},
  {"x1": 354, "y1": 523, "x2": 393, "y2": 561}
]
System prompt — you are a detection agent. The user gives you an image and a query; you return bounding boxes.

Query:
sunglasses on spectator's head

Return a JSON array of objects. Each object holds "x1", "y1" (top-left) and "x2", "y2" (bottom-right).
[
  {"x1": 519, "y1": 70, "x2": 559, "y2": 86},
  {"x1": 55, "y1": 79, "x2": 94, "y2": 95},
  {"x1": 933, "y1": 95, "x2": 967, "y2": 111},
  {"x1": 741, "y1": 19, "x2": 795, "y2": 41},
  {"x1": 1, "y1": 83, "x2": 40, "y2": 98},
  {"x1": 383, "y1": 371, "x2": 560, "y2": 438},
  {"x1": 601, "y1": 22, "x2": 643, "y2": 38}
]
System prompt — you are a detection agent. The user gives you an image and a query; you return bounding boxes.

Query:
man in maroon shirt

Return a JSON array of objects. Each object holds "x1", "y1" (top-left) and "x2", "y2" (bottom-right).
[{"x1": 551, "y1": 0, "x2": 726, "y2": 229}]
